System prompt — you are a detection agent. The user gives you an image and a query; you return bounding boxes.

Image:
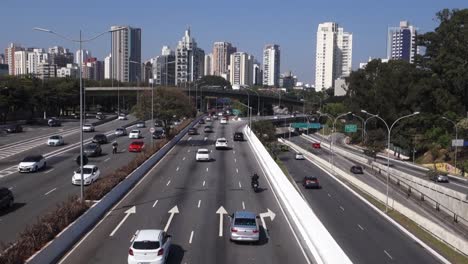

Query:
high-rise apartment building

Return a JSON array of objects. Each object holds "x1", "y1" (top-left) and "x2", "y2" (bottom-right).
[
  {"x1": 104, "y1": 54, "x2": 111, "y2": 79},
  {"x1": 315, "y1": 22, "x2": 353, "y2": 91},
  {"x1": 387, "y1": 21, "x2": 417, "y2": 64},
  {"x1": 14, "y1": 51, "x2": 28, "y2": 75},
  {"x1": 28, "y1": 48, "x2": 49, "y2": 75},
  {"x1": 212, "y1": 42, "x2": 236, "y2": 77},
  {"x1": 204, "y1": 53, "x2": 213, "y2": 76},
  {"x1": 48, "y1": 46, "x2": 74, "y2": 67},
  {"x1": 253, "y1": 61, "x2": 262, "y2": 86},
  {"x1": 175, "y1": 28, "x2": 204, "y2": 85},
  {"x1": 262, "y1": 44, "x2": 280, "y2": 87},
  {"x1": 75, "y1": 49, "x2": 91, "y2": 65},
  {"x1": 155, "y1": 46, "x2": 176, "y2": 86},
  {"x1": 5, "y1": 43, "x2": 23, "y2": 75},
  {"x1": 229, "y1": 52, "x2": 254, "y2": 86},
  {"x1": 111, "y1": 25, "x2": 142, "y2": 83}
]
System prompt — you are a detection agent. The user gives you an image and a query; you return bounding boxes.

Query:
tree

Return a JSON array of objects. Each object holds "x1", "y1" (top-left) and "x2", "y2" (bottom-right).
[
  {"x1": 252, "y1": 120, "x2": 276, "y2": 145},
  {"x1": 199, "y1": 75, "x2": 231, "y2": 89}
]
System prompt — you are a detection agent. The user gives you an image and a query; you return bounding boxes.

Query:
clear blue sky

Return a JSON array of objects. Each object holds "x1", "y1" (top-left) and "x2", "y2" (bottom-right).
[{"x1": 1, "y1": 0, "x2": 466, "y2": 84}]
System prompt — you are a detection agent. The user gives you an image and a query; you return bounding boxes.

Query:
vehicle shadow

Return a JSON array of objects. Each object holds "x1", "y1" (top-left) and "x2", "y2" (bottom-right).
[
  {"x1": 0, "y1": 202, "x2": 26, "y2": 217},
  {"x1": 167, "y1": 244, "x2": 185, "y2": 264}
]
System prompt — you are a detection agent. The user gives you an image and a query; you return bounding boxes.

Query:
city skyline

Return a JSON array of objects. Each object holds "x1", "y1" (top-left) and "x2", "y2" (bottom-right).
[{"x1": 0, "y1": 0, "x2": 466, "y2": 84}]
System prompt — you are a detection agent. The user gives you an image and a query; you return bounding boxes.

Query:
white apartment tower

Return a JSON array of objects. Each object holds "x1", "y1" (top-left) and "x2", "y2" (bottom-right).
[
  {"x1": 315, "y1": 22, "x2": 353, "y2": 90},
  {"x1": 212, "y1": 42, "x2": 236, "y2": 77},
  {"x1": 111, "y1": 25, "x2": 142, "y2": 83},
  {"x1": 104, "y1": 54, "x2": 111, "y2": 79},
  {"x1": 75, "y1": 49, "x2": 91, "y2": 64},
  {"x1": 229, "y1": 52, "x2": 254, "y2": 86},
  {"x1": 14, "y1": 51, "x2": 28, "y2": 75},
  {"x1": 175, "y1": 28, "x2": 204, "y2": 85},
  {"x1": 387, "y1": 21, "x2": 417, "y2": 63},
  {"x1": 204, "y1": 53, "x2": 213, "y2": 76},
  {"x1": 27, "y1": 48, "x2": 49, "y2": 75},
  {"x1": 5, "y1": 43, "x2": 23, "y2": 75},
  {"x1": 262, "y1": 44, "x2": 280, "y2": 87}
]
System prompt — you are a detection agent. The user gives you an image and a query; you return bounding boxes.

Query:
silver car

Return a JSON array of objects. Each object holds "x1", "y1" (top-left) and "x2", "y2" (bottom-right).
[{"x1": 229, "y1": 211, "x2": 260, "y2": 242}]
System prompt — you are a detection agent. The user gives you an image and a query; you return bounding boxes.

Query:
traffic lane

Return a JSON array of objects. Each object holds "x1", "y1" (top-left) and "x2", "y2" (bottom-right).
[
  {"x1": 0, "y1": 117, "x2": 138, "y2": 171},
  {"x1": 0, "y1": 128, "x2": 154, "y2": 244},
  {"x1": 279, "y1": 151, "x2": 440, "y2": 264}
]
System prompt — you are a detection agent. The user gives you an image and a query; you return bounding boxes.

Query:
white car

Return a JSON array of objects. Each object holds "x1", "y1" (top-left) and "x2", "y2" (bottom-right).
[
  {"x1": 206, "y1": 117, "x2": 212, "y2": 122},
  {"x1": 118, "y1": 114, "x2": 127, "y2": 120},
  {"x1": 72, "y1": 165, "x2": 100, "y2": 185},
  {"x1": 129, "y1": 129, "x2": 141, "y2": 139},
  {"x1": 82, "y1": 123, "x2": 95, "y2": 132},
  {"x1": 128, "y1": 229, "x2": 171, "y2": 264},
  {"x1": 215, "y1": 138, "x2": 228, "y2": 149},
  {"x1": 47, "y1": 135, "x2": 64, "y2": 146},
  {"x1": 295, "y1": 153, "x2": 305, "y2": 160},
  {"x1": 18, "y1": 155, "x2": 46, "y2": 173},
  {"x1": 220, "y1": 117, "x2": 228, "y2": 124},
  {"x1": 196, "y1": 148, "x2": 210, "y2": 161}
]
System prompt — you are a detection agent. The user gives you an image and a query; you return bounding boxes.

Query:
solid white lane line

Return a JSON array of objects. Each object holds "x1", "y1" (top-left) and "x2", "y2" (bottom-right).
[
  {"x1": 166, "y1": 180, "x2": 171, "y2": 186},
  {"x1": 198, "y1": 200, "x2": 201, "y2": 208},
  {"x1": 242, "y1": 201, "x2": 245, "y2": 210},
  {"x1": 104, "y1": 158, "x2": 111, "y2": 162},
  {"x1": 236, "y1": 168, "x2": 239, "y2": 174},
  {"x1": 153, "y1": 200, "x2": 159, "y2": 208},
  {"x1": 189, "y1": 231, "x2": 194, "y2": 244},
  {"x1": 183, "y1": 157, "x2": 186, "y2": 161},
  {"x1": 44, "y1": 188, "x2": 57, "y2": 196},
  {"x1": 203, "y1": 181, "x2": 206, "y2": 187},
  {"x1": 358, "y1": 224, "x2": 364, "y2": 231},
  {"x1": 239, "y1": 182, "x2": 242, "y2": 188},
  {"x1": 384, "y1": 250, "x2": 393, "y2": 260},
  {"x1": 339, "y1": 206, "x2": 345, "y2": 211},
  {"x1": 176, "y1": 167, "x2": 180, "y2": 171},
  {"x1": 45, "y1": 168, "x2": 55, "y2": 174}
]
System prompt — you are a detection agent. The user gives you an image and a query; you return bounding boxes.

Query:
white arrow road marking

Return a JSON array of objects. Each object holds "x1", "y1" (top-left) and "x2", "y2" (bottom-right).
[
  {"x1": 259, "y1": 208, "x2": 276, "y2": 231},
  {"x1": 216, "y1": 206, "x2": 228, "y2": 237},
  {"x1": 110, "y1": 206, "x2": 136, "y2": 236},
  {"x1": 164, "y1": 206, "x2": 179, "y2": 232}
]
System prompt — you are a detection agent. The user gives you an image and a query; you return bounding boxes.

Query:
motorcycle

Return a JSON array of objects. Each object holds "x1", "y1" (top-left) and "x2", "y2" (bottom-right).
[
  {"x1": 251, "y1": 179, "x2": 260, "y2": 192},
  {"x1": 112, "y1": 142, "x2": 118, "y2": 154}
]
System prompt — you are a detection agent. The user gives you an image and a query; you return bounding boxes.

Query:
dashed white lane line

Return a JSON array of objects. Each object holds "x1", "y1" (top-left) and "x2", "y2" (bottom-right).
[
  {"x1": 104, "y1": 158, "x2": 111, "y2": 162},
  {"x1": 189, "y1": 231, "x2": 194, "y2": 244},
  {"x1": 384, "y1": 250, "x2": 393, "y2": 260},
  {"x1": 166, "y1": 180, "x2": 171, "y2": 186},
  {"x1": 358, "y1": 224, "x2": 364, "y2": 231},
  {"x1": 234, "y1": 158, "x2": 237, "y2": 163},
  {"x1": 188, "y1": 137, "x2": 192, "y2": 141},
  {"x1": 242, "y1": 201, "x2": 245, "y2": 210},
  {"x1": 204, "y1": 137, "x2": 207, "y2": 141},
  {"x1": 176, "y1": 167, "x2": 180, "y2": 171},
  {"x1": 233, "y1": 150, "x2": 235, "y2": 154},
  {"x1": 238, "y1": 182, "x2": 242, "y2": 188},
  {"x1": 198, "y1": 200, "x2": 201, "y2": 208},
  {"x1": 183, "y1": 157, "x2": 186, "y2": 161},
  {"x1": 44, "y1": 188, "x2": 57, "y2": 196},
  {"x1": 203, "y1": 181, "x2": 206, "y2": 187},
  {"x1": 45, "y1": 168, "x2": 55, "y2": 174},
  {"x1": 339, "y1": 206, "x2": 345, "y2": 211},
  {"x1": 328, "y1": 193, "x2": 331, "y2": 197},
  {"x1": 187, "y1": 149, "x2": 190, "y2": 153},
  {"x1": 236, "y1": 168, "x2": 239, "y2": 174},
  {"x1": 153, "y1": 200, "x2": 159, "y2": 208},
  {"x1": 206, "y1": 168, "x2": 209, "y2": 172},
  {"x1": 8, "y1": 187, "x2": 13, "y2": 190}
]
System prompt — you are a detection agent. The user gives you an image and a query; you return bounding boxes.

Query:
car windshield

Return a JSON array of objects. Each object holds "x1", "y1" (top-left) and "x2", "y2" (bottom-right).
[
  {"x1": 198, "y1": 150, "x2": 209, "y2": 154},
  {"x1": 131, "y1": 130, "x2": 139, "y2": 133},
  {"x1": 116, "y1": 128, "x2": 123, "y2": 131},
  {"x1": 84, "y1": 124, "x2": 91, "y2": 127},
  {"x1": 76, "y1": 168, "x2": 93, "y2": 174},
  {"x1": 234, "y1": 218, "x2": 256, "y2": 226},
  {"x1": 218, "y1": 139, "x2": 226, "y2": 143},
  {"x1": 86, "y1": 144, "x2": 98, "y2": 149},
  {"x1": 22, "y1": 156, "x2": 40, "y2": 162},
  {"x1": 133, "y1": 241, "x2": 160, "y2": 250},
  {"x1": 132, "y1": 142, "x2": 144, "y2": 146},
  {"x1": 50, "y1": 136, "x2": 60, "y2": 140}
]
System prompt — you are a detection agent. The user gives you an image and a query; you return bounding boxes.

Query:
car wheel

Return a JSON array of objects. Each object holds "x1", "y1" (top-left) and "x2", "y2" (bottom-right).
[{"x1": 34, "y1": 166, "x2": 38, "y2": 172}]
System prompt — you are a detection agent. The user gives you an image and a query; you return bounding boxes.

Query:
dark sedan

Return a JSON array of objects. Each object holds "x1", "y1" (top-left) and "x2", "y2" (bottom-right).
[
  {"x1": 188, "y1": 128, "x2": 198, "y2": 135},
  {"x1": 5, "y1": 124, "x2": 23, "y2": 133},
  {"x1": 204, "y1": 125, "x2": 213, "y2": 133},
  {"x1": 92, "y1": 134, "x2": 108, "y2": 144},
  {"x1": 152, "y1": 129, "x2": 166, "y2": 139},
  {"x1": 350, "y1": 165, "x2": 364, "y2": 174},
  {"x1": 303, "y1": 176, "x2": 321, "y2": 189},
  {"x1": 0, "y1": 187, "x2": 14, "y2": 210},
  {"x1": 233, "y1": 132, "x2": 244, "y2": 141},
  {"x1": 84, "y1": 143, "x2": 102, "y2": 157}
]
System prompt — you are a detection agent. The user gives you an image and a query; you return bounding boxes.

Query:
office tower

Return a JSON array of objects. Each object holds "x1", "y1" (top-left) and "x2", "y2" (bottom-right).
[
  {"x1": 262, "y1": 44, "x2": 280, "y2": 87},
  {"x1": 111, "y1": 25, "x2": 142, "y2": 83},
  {"x1": 315, "y1": 22, "x2": 353, "y2": 91},
  {"x1": 204, "y1": 53, "x2": 213, "y2": 76},
  {"x1": 229, "y1": 52, "x2": 254, "y2": 86},
  {"x1": 104, "y1": 54, "x2": 111, "y2": 79},
  {"x1": 253, "y1": 62, "x2": 262, "y2": 86},
  {"x1": 49, "y1": 46, "x2": 74, "y2": 67},
  {"x1": 175, "y1": 28, "x2": 204, "y2": 85},
  {"x1": 14, "y1": 51, "x2": 28, "y2": 75},
  {"x1": 154, "y1": 46, "x2": 175, "y2": 86},
  {"x1": 212, "y1": 42, "x2": 236, "y2": 77},
  {"x1": 5, "y1": 43, "x2": 23, "y2": 75},
  {"x1": 75, "y1": 49, "x2": 91, "y2": 64},
  {"x1": 387, "y1": 21, "x2": 417, "y2": 63}
]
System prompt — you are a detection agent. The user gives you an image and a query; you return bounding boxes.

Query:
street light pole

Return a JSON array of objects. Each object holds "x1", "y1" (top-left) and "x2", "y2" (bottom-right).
[
  {"x1": 352, "y1": 114, "x2": 365, "y2": 143},
  {"x1": 442, "y1": 117, "x2": 459, "y2": 173},
  {"x1": 331, "y1": 112, "x2": 351, "y2": 168},
  {"x1": 246, "y1": 88, "x2": 260, "y2": 116}
]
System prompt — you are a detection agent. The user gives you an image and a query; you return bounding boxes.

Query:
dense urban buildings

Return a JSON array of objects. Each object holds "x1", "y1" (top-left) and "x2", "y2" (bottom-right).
[
  {"x1": 387, "y1": 21, "x2": 418, "y2": 64},
  {"x1": 262, "y1": 44, "x2": 280, "y2": 87},
  {"x1": 175, "y1": 28, "x2": 205, "y2": 85},
  {"x1": 212, "y1": 42, "x2": 236, "y2": 79},
  {"x1": 48, "y1": 46, "x2": 73, "y2": 67},
  {"x1": 75, "y1": 49, "x2": 91, "y2": 65},
  {"x1": 229, "y1": 52, "x2": 254, "y2": 86},
  {"x1": 154, "y1": 46, "x2": 176, "y2": 86},
  {"x1": 5, "y1": 43, "x2": 23, "y2": 75},
  {"x1": 315, "y1": 22, "x2": 353, "y2": 92},
  {"x1": 111, "y1": 25, "x2": 142, "y2": 83}
]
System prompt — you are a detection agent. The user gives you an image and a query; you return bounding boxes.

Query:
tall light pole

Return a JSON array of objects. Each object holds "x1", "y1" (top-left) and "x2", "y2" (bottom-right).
[
  {"x1": 246, "y1": 88, "x2": 260, "y2": 116},
  {"x1": 361, "y1": 109, "x2": 420, "y2": 212},
  {"x1": 442, "y1": 117, "x2": 459, "y2": 173},
  {"x1": 331, "y1": 112, "x2": 351, "y2": 167},
  {"x1": 352, "y1": 114, "x2": 365, "y2": 143},
  {"x1": 34, "y1": 26, "x2": 124, "y2": 202},
  {"x1": 237, "y1": 101, "x2": 252, "y2": 129}
]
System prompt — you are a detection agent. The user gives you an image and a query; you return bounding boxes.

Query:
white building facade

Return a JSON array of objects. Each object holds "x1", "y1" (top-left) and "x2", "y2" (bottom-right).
[
  {"x1": 14, "y1": 51, "x2": 28, "y2": 75},
  {"x1": 262, "y1": 44, "x2": 280, "y2": 87},
  {"x1": 104, "y1": 54, "x2": 111, "y2": 79},
  {"x1": 229, "y1": 52, "x2": 254, "y2": 86},
  {"x1": 175, "y1": 28, "x2": 204, "y2": 85},
  {"x1": 204, "y1": 53, "x2": 213, "y2": 76}
]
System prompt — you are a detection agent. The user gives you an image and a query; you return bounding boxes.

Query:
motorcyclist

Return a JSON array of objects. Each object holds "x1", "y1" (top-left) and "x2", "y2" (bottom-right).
[
  {"x1": 251, "y1": 173, "x2": 259, "y2": 187},
  {"x1": 112, "y1": 141, "x2": 118, "y2": 154}
]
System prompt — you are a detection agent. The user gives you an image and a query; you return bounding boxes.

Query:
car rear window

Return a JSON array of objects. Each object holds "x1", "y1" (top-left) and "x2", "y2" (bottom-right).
[
  {"x1": 218, "y1": 139, "x2": 226, "y2": 143},
  {"x1": 133, "y1": 142, "x2": 144, "y2": 145},
  {"x1": 198, "y1": 150, "x2": 209, "y2": 154},
  {"x1": 133, "y1": 241, "x2": 160, "y2": 250},
  {"x1": 131, "y1": 130, "x2": 139, "y2": 133},
  {"x1": 22, "y1": 156, "x2": 41, "y2": 162},
  {"x1": 50, "y1": 136, "x2": 60, "y2": 140},
  {"x1": 76, "y1": 168, "x2": 93, "y2": 174},
  {"x1": 234, "y1": 218, "x2": 256, "y2": 226}
]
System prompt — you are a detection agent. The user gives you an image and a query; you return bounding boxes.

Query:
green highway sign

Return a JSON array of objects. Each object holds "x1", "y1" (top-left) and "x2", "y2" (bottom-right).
[
  {"x1": 291, "y1": 123, "x2": 321, "y2": 129},
  {"x1": 232, "y1": 109, "x2": 241, "y2": 115},
  {"x1": 345, "y1": 124, "x2": 357, "y2": 133}
]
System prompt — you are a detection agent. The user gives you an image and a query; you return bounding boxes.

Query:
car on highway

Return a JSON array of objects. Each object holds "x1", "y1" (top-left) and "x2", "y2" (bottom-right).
[
  {"x1": 233, "y1": 132, "x2": 244, "y2": 141},
  {"x1": 229, "y1": 211, "x2": 260, "y2": 243},
  {"x1": 152, "y1": 129, "x2": 166, "y2": 139},
  {"x1": 92, "y1": 134, "x2": 108, "y2": 144},
  {"x1": 302, "y1": 176, "x2": 321, "y2": 189},
  {"x1": 154, "y1": 120, "x2": 165, "y2": 128},
  {"x1": 220, "y1": 117, "x2": 228, "y2": 124},
  {"x1": 196, "y1": 148, "x2": 210, "y2": 161},
  {"x1": 47, "y1": 118, "x2": 61, "y2": 127},
  {"x1": 115, "y1": 127, "x2": 127, "y2": 136},
  {"x1": 96, "y1": 113, "x2": 106, "y2": 120},
  {"x1": 129, "y1": 141, "x2": 145, "y2": 152},
  {"x1": 430, "y1": 173, "x2": 449, "y2": 183},
  {"x1": 215, "y1": 138, "x2": 228, "y2": 150},
  {"x1": 295, "y1": 153, "x2": 305, "y2": 160},
  {"x1": 118, "y1": 113, "x2": 127, "y2": 120},
  {"x1": 312, "y1": 142, "x2": 321, "y2": 149},
  {"x1": 136, "y1": 121, "x2": 146, "y2": 128},
  {"x1": 47, "y1": 135, "x2": 64, "y2": 146},
  {"x1": 350, "y1": 165, "x2": 364, "y2": 174},
  {"x1": 204, "y1": 125, "x2": 213, "y2": 133},
  {"x1": 129, "y1": 129, "x2": 142, "y2": 139},
  {"x1": 199, "y1": 119, "x2": 205, "y2": 125},
  {"x1": 4, "y1": 124, "x2": 23, "y2": 133},
  {"x1": 128, "y1": 229, "x2": 171, "y2": 264},
  {"x1": 188, "y1": 128, "x2": 197, "y2": 135},
  {"x1": 206, "y1": 117, "x2": 212, "y2": 122},
  {"x1": 82, "y1": 123, "x2": 95, "y2": 132},
  {"x1": 18, "y1": 155, "x2": 46, "y2": 173},
  {"x1": 84, "y1": 143, "x2": 102, "y2": 157},
  {"x1": 0, "y1": 187, "x2": 14, "y2": 210},
  {"x1": 72, "y1": 165, "x2": 100, "y2": 185}
]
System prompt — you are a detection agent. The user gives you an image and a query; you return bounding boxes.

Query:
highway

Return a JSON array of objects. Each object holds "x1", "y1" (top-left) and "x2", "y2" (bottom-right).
[
  {"x1": 0, "y1": 116, "x2": 155, "y2": 245},
  {"x1": 277, "y1": 150, "x2": 441, "y2": 263},
  {"x1": 59, "y1": 119, "x2": 310, "y2": 264}
]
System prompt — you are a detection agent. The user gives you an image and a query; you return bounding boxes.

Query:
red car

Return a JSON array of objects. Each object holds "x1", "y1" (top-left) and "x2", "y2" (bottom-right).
[
  {"x1": 312, "y1": 142, "x2": 321, "y2": 149},
  {"x1": 128, "y1": 141, "x2": 145, "y2": 152}
]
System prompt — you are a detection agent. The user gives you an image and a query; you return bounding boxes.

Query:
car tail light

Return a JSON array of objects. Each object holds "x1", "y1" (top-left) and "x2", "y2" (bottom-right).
[
  {"x1": 128, "y1": 248, "x2": 134, "y2": 256},
  {"x1": 158, "y1": 248, "x2": 164, "y2": 256},
  {"x1": 231, "y1": 228, "x2": 238, "y2": 232},
  {"x1": 253, "y1": 230, "x2": 259, "y2": 233}
]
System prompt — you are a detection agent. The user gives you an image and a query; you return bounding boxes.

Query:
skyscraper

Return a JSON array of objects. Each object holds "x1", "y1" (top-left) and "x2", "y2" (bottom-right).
[
  {"x1": 27, "y1": 48, "x2": 49, "y2": 75},
  {"x1": 253, "y1": 61, "x2": 262, "y2": 86},
  {"x1": 5, "y1": 43, "x2": 23, "y2": 75},
  {"x1": 315, "y1": 22, "x2": 353, "y2": 91},
  {"x1": 104, "y1": 54, "x2": 111, "y2": 79},
  {"x1": 204, "y1": 53, "x2": 213, "y2": 76},
  {"x1": 175, "y1": 28, "x2": 204, "y2": 85},
  {"x1": 48, "y1": 46, "x2": 73, "y2": 67},
  {"x1": 212, "y1": 42, "x2": 236, "y2": 78},
  {"x1": 387, "y1": 21, "x2": 417, "y2": 64},
  {"x1": 154, "y1": 46, "x2": 176, "y2": 86},
  {"x1": 262, "y1": 44, "x2": 280, "y2": 87},
  {"x1": 111, "y1": 25, "x2": 142, "y2": 83},
  {"x1": 229, "y1": 52, "x2": 254, "y2": 86},
  {"x1": 75, "y1": 49, "x2": 91, "y2": 64}
]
